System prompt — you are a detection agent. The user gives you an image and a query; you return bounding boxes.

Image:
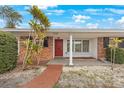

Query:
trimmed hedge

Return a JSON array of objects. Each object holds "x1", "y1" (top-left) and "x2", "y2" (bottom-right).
[
  {"x1": 0, "y1": 31, "x2": 18, "y2": 74},
  {"x1": 106, "y1": 48, "x2": 124, "y2": 64}
]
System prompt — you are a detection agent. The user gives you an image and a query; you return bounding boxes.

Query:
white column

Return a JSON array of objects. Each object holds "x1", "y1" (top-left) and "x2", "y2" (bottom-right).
[
  {"x1": 17, "y1": 37, "x2": 20, "y2": 55},
  {"x1": 69, "y1": 34, "x2": 73, "y2": 66}
]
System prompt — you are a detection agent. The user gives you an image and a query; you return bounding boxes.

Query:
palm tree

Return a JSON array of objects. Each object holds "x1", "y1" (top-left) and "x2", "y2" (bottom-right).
[
  {"x1": 0, "y1": 6, "x2": 22, "y2": 28},
  {"x1": 23, "y1": 6, "x2": 50, "y2": 69},
  {"x1": 28, "y1": 6, "x2": 50, "y2": 46},
  {"x1": 109, "y1": 38, "x2": 123, "y2": 70}
]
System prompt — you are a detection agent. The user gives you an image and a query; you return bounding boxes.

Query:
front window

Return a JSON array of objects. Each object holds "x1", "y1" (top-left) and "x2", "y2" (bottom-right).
[
  {"x1": 74, "y1": 40, "x2": 82, "y2": 52},
  {"x1": 67, "y1": 40, "x2": 89, "y2": 53},
  {"x1": 82, "y1": 40, "x2": 89, "y2": 52}
]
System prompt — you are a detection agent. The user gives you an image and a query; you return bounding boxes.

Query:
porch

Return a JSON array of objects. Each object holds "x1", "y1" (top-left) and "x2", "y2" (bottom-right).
[{"x1": 47, "y1": 58, "x2": 111, "y2": 66}]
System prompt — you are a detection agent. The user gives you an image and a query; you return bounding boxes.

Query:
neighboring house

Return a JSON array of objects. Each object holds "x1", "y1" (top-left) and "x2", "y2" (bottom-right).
[{"x1": 1, "y1": 28, "x2": 124, "y2": 65}]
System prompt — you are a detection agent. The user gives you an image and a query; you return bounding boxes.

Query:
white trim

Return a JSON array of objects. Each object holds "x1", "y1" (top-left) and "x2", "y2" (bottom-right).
[
  {"x1": 1, "y1": 28, "x2": 124, "y2": 32},
  {"x1": 96, "y1": 38, "x2": 98, "y2": 59},
  {"x1": 53, "y1": 37, "x2": 55, "y2": 59},
  {"x1": 2, "y1": 28, "x2": 124, "y2": 38},
  {"x1": 90, "y1": 38, "x2": 97, "y2": 59},
  {"x1": 69, "y1": 34, "x2": 73, "y2": 66},
  {"x1": 64, "y1": 38, "x2": 93, "y2": 57}
]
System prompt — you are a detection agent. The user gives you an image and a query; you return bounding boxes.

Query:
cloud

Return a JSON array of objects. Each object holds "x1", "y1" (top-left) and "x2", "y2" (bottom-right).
[
  {"x1": 83, "y1": 8, "x2": 123, "y2": 16},
  {"x1": 24, "y1": 6, "x2": 30, "y2": 10},
  {"x1": 0, "y1": 19, "x2": 4, "y2": 23},
  {"x1": 86, "y1": 23, "x2": 99, "y2": 29},
  {"x1": 51, "y1": 22, "x2": 65, "y2": 27},
  {"x1": 0, "y1": 19, "x2": 5, "y2": 26},
  {"x1": 84, "y1": 8, "x2": 124, "y2": 15},
  {"x1": 108, "y1": 18, "x2": 114, "y2": 21},
  {"x1": 84, "y1": 8, "x2": 102, "y2": 13},
  {"x1": 16, "y1": 23, "x2": 30, "y2": 28},
  {"x1": 37, "y1": 5, "x2": 57, "y2": 10},
  {"x1": 51, "y1": 22, "x2": 82, "y2": 28},
  {"x1": 52, "y1": 10, "x2": 65, "y2": 14},
  {"x1": 116, "y1": 17, "x2": 124, "y2": 28},
  {"x1": 0, "y1": 19, "x2": 6, "y2": 28},
  {"x1": 19, "y1": 11, "x2": 30, "y2": 16},
  {"x1": 72, "y1": 15, "x2": 90, "y2": 23},
  {"x1": 46, "y1": 12, "x2": 52, "y2": 15},
  {"x1": 46, "y1": 9, "x2": 65, "y2": 15},
  {"x1": 68, "y1": 9, "x2": 78, "y2": 14},
  {"x1": 105, "y1": 8, "x2": 124, "y2": 14},
  {"x1": 24, "y1": 5, "x2": 57, "y2": 10}
]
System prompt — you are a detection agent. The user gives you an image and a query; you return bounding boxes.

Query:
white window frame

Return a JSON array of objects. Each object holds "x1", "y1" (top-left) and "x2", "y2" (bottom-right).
[
  {"x1": 74, "y1": 40, "x2": 82, "y2": 53},
  {"x1": 66, "y1": 39, "x2": 90, "y2": 53}
]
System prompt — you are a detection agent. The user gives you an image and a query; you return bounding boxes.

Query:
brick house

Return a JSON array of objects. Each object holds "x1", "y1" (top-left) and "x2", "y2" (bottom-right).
[{"x1": 1, "y1": 28, "x2": 124, "y2": 65}]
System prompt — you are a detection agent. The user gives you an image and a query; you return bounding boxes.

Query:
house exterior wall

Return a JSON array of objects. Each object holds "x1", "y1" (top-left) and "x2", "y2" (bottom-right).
[
  {"x1": 18, "y1": 36, "x2": 53, "y2": 64},
  {"x1": 17, "y1": 33, "x2": 106, "y2": 64},
  {"x1": 17, "y1": 35, "x2": 105, "y2": 64},
  {"x1": 91, "y1": 38, "x2": 97, "y2": 58},
  {"x1": 3, "y1": 28, "x2": 124, "y2": 65},
  {"x1": 38, "y1": 37, "x2": 53, "y2": 61},
  {"x1": 97, "y1": 37, "x2": 106, "y2": 60}
]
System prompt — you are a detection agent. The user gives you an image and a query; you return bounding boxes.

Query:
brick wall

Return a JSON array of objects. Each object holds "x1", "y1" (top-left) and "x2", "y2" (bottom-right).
[
  {"x1": 97, "y1": 37, "x2": 106, "y2": 60},
  {"x1": 18, "y1": 37, "x2": 53, "y2": 65}
]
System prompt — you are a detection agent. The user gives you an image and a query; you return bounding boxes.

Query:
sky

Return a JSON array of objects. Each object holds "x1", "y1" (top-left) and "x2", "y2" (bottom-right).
[{"x1": 1, "y1": 5, "x2": 124, "y2": 29}]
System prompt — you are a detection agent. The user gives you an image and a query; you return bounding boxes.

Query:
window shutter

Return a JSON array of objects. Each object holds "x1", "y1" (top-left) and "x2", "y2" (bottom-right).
[
  {"x1": 43, "y1": 37, "x2": 48, "y2": 47},
  {"x1": 118, "y1": 37, "x2": 124, "y2": 48},
  {"x1": 103, "y1": 37, "x2": 109, "y2": 48}
]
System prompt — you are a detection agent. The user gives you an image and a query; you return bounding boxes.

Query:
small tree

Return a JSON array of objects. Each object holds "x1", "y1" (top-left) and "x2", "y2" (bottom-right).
[
  {"x1": 109, "y1": 37, "x2": 122, "y2": 70},
  {"x1": 23, "y1": 6, "x2": 50, "y2": 69}
]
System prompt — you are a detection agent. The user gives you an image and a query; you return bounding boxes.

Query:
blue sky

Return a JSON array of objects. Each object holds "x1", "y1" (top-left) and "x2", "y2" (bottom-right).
[{"x1": 1, "y1": 5, "x2": 124, "y2": 29}]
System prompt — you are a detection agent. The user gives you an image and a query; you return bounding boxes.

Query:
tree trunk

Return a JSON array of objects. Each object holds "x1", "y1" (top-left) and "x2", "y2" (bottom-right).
[
  {"x1": 111, "y1": 48, "x2": 113, "y2": 70},
  {"x1": 112, "y1": 48, "x2": 116, "y2": 70},
  {"x1": 23, "y1": 34, "x2": 31, "y2": 70}
]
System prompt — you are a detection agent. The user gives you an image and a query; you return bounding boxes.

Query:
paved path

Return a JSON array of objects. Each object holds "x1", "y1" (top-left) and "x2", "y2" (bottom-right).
[
  {"x1": 48, "y1": 58, "x2": 111, "y2": 66},
  {"x1": 21, "y1": 64, "x2": 63, "y2": 88}
]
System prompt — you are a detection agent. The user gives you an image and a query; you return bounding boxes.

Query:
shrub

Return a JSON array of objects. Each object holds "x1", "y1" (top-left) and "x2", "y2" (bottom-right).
[
  {"x1": 106, "y1": 48, "x2": 112, "y2": 62},
  {"x1": 0, "y1": 31, "x2": 18, "y2": 73},
  {"x1": 106, "y1": 48, "x2": 124, "y2": 64}
]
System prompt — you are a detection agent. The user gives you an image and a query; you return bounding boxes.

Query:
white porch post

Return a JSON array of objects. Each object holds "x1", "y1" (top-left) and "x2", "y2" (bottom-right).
[{"x1": 69, "y1": 34, "x2": 73, "y2": 66}]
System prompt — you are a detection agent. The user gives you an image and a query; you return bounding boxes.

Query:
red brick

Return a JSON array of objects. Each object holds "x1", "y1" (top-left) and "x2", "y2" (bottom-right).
[
  {"x1": 97, "y1": 37, "x2": 106, "y2": 60},
  {"x1": 18, "y1": 37, "x2": 53, "y2": 65},
  {"x1": 20, "y1": 64, "x2": 63, "y2": 88}
]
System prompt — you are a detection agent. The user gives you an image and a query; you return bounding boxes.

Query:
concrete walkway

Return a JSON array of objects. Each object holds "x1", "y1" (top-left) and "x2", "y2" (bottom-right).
[
  {"x1": 21, "y1": 64, "x2": 63, "y2": 88},
  {"x1": 48, "y1": 58, "x2": 111, "y2": 66}
]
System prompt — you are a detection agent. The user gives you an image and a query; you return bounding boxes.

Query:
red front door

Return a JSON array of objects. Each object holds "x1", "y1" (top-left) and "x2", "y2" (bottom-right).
[{"x1": 55, "y1": 39, "x2": 63, "y2": 56}]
